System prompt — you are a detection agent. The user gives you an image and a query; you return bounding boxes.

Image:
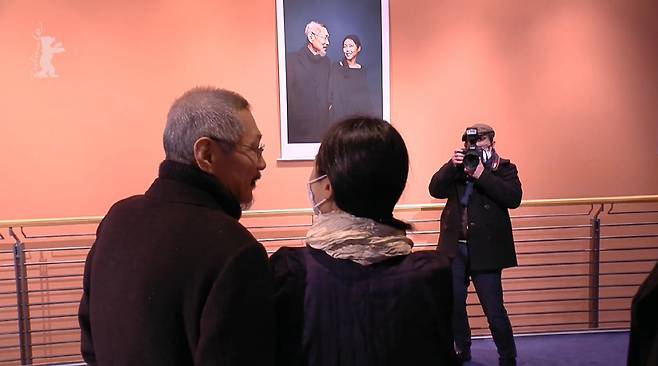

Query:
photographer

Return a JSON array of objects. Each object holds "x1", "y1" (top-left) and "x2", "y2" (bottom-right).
[{"x1": 429, "y1": 123, "x2": 522, "y2": 366}]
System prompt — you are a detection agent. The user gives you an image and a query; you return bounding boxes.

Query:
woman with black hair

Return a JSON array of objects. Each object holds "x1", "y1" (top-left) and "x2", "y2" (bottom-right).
[
  {"x1": 271, "y1": 117, "x2": 458, "y2": 366},
  {"x1": 328, "y1": 35, "x2": 375, "y2": 125}
]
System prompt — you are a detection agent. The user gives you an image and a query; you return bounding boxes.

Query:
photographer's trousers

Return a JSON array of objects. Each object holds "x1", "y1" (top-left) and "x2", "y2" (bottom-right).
[{"x1": 452, "y1": 242, "x2": 517, "y2": 364}]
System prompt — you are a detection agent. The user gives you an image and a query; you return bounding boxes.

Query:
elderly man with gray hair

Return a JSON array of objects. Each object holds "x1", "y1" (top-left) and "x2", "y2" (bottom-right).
[
  {"x1": 78, "y1": 86, "x2": 273, "y2": 365},
  {"x1": 286, "y1": 20, "x2": 332, "y2": 143}
]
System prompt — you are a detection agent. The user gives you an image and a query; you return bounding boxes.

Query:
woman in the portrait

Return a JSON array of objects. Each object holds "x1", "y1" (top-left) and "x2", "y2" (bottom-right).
[{"x1": 328, "y1": 34, "x2": 375, "y2": 124}]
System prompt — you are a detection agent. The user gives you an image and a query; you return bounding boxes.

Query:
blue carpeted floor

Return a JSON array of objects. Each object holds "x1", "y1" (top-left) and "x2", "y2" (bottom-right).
[
  {"x1": 47, "y1": 331, "x2": 631, "y2": 366},
  {"x1": 467, "y1": 331, "x2": 629, "y2": 366}
]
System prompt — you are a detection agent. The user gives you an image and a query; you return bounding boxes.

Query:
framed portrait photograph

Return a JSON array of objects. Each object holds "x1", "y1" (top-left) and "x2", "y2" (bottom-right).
[{"x1": 276, "y1": 0, "x2": 390, "y2": 160}]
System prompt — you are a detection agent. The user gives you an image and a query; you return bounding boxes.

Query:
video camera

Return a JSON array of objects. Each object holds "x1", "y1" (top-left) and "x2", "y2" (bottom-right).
[{"x1": 462, "y1": 128, "x2": 484, "y2": 171}]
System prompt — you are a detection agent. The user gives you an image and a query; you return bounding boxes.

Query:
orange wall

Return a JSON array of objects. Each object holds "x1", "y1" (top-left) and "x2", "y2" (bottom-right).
[{"x1": 1, "y1": 0, "x2": 657, "y2": 220}]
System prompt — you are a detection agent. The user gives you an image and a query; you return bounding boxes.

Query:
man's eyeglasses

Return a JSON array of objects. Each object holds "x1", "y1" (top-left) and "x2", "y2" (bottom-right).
[
  {"x1": 236, "y1": 143, "x2": 265, "y2": 159},
  {"x1": 209, "y1": 137, "x2": 265, "y2": 162},
  {"x1": 311, "y1": 32, "x2": 329, "y2": 41}
]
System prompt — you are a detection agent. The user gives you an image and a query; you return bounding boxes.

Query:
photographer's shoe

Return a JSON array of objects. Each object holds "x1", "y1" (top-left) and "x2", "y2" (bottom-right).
[
  {"x1": 499, "y1": 357, "x2": 516, "y2": 366},
  {"x1": 456, "y1": 349, "x2": 471, "y2": 364}
]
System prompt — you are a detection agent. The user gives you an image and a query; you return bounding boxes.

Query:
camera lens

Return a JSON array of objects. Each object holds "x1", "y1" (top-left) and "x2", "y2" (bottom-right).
[{"x1": 463, "y1": 151, "x2": 480, "y2": 171}]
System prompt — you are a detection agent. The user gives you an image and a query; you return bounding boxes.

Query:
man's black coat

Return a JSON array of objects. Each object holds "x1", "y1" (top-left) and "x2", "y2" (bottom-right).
[
  {"x1": 78, "y1": 160, "x2": 274, "y2": 365},
  {"x1": 628, "y1": 261, "x2": 658, "y2": 366}
]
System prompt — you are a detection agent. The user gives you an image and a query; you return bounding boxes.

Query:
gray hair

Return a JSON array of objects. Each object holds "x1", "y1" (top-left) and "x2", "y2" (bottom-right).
[
  {"x1": 163, "y1": 86, "x2": 250, "y2": 164},
  {"x1": 304, "y1": 21, "x2": 326, "y2": 39}
]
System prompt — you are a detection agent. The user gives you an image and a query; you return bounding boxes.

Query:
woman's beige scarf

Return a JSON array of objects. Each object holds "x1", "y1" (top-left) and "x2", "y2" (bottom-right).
[{"x1": 306, "y1": 211, "x2": 413, "y2": 266}]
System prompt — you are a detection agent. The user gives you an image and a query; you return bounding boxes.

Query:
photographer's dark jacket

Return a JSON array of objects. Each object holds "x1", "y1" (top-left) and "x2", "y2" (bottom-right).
[
  {"x1": 428, "y1": 158, "x2": 522, "y2": 271},
  {"x1": 78, "y1": 160, "x2": 275, "y2": 366}
]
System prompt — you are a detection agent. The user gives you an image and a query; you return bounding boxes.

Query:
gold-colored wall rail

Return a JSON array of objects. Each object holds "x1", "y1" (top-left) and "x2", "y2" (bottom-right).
[{"x1": 2, "y1": 195, "x2": 657, "y2": 227}]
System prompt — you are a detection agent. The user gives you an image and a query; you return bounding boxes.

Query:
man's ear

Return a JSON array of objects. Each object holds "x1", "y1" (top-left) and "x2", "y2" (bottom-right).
[
  {"x1": 307, "y1": 33, "x2": 314, "y2": 43},
  {"x1": 193, "y1": 137, "x2": 216, "y2": 174}
]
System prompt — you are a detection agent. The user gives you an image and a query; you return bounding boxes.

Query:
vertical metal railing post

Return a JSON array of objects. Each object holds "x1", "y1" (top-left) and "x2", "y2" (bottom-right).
[
  {"x1": 588, "y1": 204, "x2": 603, "y2": 329},
  {"x1": 9, "y1": 227, "x2": 33, "y2": 365}
]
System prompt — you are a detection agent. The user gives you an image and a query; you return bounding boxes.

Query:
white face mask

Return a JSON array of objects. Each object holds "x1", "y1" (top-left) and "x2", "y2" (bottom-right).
[{"x1": 307, "y1": 174, "x2": 328, "y2": 215}]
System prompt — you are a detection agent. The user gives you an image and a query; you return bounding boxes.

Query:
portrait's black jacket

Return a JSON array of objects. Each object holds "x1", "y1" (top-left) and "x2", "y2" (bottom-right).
[
  {"x1": 78, "y1": 160, "x2": 275, "y2": 366},
  {"x1": 429, "y1": 158, "x2": 522, "y2": 271},
  {"x1": 328, "y1": 61, "x2": 374, "y2": 124},
  {"x1": 286, "y1": 46, "x2": 331, "y2": 143}
]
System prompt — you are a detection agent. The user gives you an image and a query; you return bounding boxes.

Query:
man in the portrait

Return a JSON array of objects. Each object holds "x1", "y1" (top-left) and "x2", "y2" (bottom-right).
[{"x1": 286, "y1": 20, "x2": 331, "y2": 143}]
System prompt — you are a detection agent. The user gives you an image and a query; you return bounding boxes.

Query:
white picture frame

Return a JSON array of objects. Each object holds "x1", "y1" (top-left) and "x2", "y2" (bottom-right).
[{"x1": 276, "y1": 0, "x2": 390, "y2": 160}]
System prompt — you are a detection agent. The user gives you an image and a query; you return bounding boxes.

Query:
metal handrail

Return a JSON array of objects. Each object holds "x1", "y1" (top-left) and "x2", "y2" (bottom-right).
[{"x1": 0, "y1": 194, "x2": 656, "y2": 364}]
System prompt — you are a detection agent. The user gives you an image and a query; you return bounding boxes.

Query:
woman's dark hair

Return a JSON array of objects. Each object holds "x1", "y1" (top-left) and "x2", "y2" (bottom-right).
[
  {"x1": 315, "y1": 117, "x2": 411, "y2": 231},
  {"x1": 343, "y1": 34, "x2": 362, "y2": 49}
]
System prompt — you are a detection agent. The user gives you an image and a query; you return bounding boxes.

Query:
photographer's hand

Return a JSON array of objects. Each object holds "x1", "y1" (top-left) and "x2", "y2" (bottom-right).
[
  {"x1": 451, "y1": 149, "x2": 465, "y2": 167},
  {"x1": 465, "y1": 159, "x2": 485, "y2": 179}
]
